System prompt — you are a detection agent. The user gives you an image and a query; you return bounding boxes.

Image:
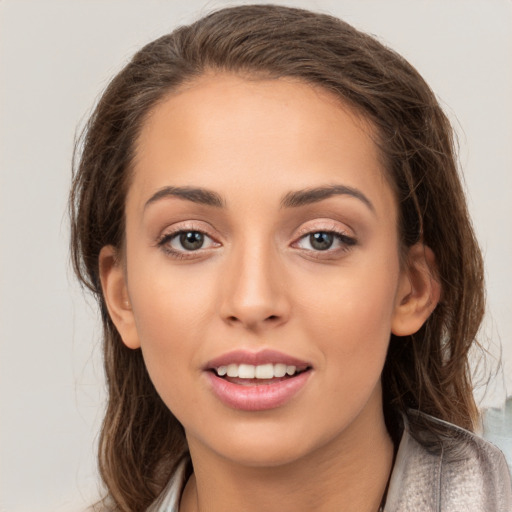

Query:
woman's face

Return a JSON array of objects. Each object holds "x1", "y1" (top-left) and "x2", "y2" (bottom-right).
[{"x1": 103, "y1": 73, "x2": 420, "y2": 467}]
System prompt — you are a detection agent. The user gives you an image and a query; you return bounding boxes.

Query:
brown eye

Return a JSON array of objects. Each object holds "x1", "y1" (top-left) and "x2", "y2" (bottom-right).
[
  {"x1": 179, "y1": 231, "x2": 205, "y2": 251},
  {"x1": 158, "y1": 227, "x2": 220, "y2": 258},
  {"x1": 294, "y1": 229, "x2": 357, "y2": 254},
  {"x1": 309, "y1": 232, "x2": 334, "y2": 251}
]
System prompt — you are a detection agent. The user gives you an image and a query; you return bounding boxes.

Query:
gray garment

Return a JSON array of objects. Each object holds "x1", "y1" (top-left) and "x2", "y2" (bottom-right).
[
  {"x1": 149, "y1": 412, "x2": 512, "y2": 511},
  {"x1": 385, "y1": 412, "x2": 512, "y2": 511}
]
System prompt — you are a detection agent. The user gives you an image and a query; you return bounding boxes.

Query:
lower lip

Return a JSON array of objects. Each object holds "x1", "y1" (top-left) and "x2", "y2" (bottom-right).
[{"x1": 205, "y1": 370, "x2": 311, "y2": 411}]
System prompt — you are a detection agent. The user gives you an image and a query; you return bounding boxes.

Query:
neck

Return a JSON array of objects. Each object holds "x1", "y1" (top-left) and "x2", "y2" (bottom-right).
[{"x1": 180, "y1": 406, "x2": 394, "y2": 512}]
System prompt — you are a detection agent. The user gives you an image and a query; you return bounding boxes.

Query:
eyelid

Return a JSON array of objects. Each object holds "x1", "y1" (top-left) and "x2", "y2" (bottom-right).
[
  {"x1": 157, "y1": 220, "x2": 212, "y2": 239},
  {"x1": 291, "y1": 219, "x2": 357, "y2": 255},
  {"x1": 293, "y1": 219, "x2": 355, "y2": 240},
  {"x1": 156, "y1": 221, "x2": 222, "y2": 258}
]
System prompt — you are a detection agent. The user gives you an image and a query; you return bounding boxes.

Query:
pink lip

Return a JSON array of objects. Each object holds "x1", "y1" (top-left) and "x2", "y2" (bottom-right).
[
  {"x1": 205, "y1": 349, "x2": 311, "y2": 369},
  {"x1": 203, "y1": 349, "x2": 312, "y2": 411},
  {"x1": 205, "y1": 370, "x2": 311, "y2": 411}
]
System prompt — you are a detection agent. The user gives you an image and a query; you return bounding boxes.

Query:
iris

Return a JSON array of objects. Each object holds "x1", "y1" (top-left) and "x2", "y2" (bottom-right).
[
  {"x1": 180, "y1": 231, "x2": 204, "y2": 250},
  {"x1": 309, "y1": 232, "x2": 334, "y2": 251}
]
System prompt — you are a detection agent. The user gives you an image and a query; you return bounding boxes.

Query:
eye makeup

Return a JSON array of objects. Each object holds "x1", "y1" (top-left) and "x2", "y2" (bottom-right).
[{"x1": 154, "y1": 217, "x2": 358, "y2": 264}]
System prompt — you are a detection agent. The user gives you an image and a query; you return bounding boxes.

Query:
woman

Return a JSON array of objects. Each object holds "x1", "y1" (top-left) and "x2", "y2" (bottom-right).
[{"x1": 70, "y1": 5, "x2": 512, "y2": 511}]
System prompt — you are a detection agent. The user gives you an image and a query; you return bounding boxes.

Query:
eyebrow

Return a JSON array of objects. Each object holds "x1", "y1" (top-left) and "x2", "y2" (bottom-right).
[
  {"x1": 144, "y1": 186, "x2": 225, "y2": 210},
  {"x1": 144, "y1": 184, "x2": 374, "y2": 213},
  {"x1": 280, "y1": 185, "x2": 375, "y2": 213}
]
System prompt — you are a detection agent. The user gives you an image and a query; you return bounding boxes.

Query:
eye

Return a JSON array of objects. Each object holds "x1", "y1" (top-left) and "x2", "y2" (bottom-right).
[
  {"x1": 306, "y1": 232, "x2": 335, "y2": 251},
  {"x1": 176, "y1": 231, "x2": 207, "y2": 251},
  {"x1": 295, "y1": 231, "x2": 356, "y2": 252},
  {"x1": 159, "y1": 229, "x2": 219, "y2": 255}
]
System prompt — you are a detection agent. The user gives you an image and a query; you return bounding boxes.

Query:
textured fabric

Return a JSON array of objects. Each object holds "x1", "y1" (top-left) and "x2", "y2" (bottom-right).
[
  {"x1": 149, "y1": 412, "x2": 512, "y2": 512},
  {"x1": 385, "y1": 412, "x2": 512, "y2": 511}
]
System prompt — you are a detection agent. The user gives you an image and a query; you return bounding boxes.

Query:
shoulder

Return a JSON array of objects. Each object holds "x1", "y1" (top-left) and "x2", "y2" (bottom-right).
[{"x1": 385, "y1": 410, "x2": 512, "y2": 512}]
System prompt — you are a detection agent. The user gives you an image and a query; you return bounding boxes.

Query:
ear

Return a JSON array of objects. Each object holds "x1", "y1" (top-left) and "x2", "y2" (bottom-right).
[
  {"x1": 391, "y1": 243, "x2": 441, "y2": 336},
  {"x1": 99, "y1": 245, "x2": 141, "y2": 349}
]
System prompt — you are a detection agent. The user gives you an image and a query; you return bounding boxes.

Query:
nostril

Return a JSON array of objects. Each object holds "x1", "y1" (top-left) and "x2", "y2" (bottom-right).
[{"x1": 226, "y1": 314, "x2": 280, "y2": 325}]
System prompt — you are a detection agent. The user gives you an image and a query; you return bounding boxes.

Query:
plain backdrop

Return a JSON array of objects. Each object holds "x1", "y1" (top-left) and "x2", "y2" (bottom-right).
[{"x1": 1, "y1": 1, "x2": 511, "y2": 510}]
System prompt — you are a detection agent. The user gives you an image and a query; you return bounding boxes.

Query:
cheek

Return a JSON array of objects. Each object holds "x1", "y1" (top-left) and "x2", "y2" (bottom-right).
[
  {"x1": 296, "y1": 260, "x2": 400, "y2": 382},
  {"x1": 126, "y1": 260, "x2": 218, "y2": 408},
  {"x1": 299, "y1": 260, "x2": 398, "y2": 332},
  {"x1": 128, "y1": 251, "x2": 217, "y2": 335}
]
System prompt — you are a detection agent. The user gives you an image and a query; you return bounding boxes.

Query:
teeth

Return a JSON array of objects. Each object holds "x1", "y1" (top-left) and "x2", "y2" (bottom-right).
[
  {"x1": 274, "y1": 363, "x2": 287, "y2": 378},
  {"x1": 215, "y1": 363, "x2": 302, "y2": 379},
  {"x1": 226, "y1": 364, "x2": 238, "y2": 377},
  {"x1": 255, "y1": 363, "x2": 273, "y2": 379},
  {"x1": 238, "y1": 364, "x2": 255, "y2": 379}
]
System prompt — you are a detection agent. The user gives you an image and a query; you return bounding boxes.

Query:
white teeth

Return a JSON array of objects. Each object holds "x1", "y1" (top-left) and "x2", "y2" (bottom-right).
[
  {"x1": 238, "y1": 364, "x2": 255, "y2": 379},
  {"x1": 215, "y1": 363, "x2": 302, "y2": 379},
  {"x1": 255, "y1": 363, "x2": 274, "y2": 379},
  {"x1": 274, "y1": 363, "x2": 287, "y2": 378},
  {"x1": 226, "y1": 364, "x2": 238, "y2": 377}
]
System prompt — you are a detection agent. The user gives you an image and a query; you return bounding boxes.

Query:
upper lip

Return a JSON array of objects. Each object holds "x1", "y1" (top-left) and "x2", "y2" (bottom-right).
[{"x1": 205, "y1": 349, "x2": 311, "y2": 370}]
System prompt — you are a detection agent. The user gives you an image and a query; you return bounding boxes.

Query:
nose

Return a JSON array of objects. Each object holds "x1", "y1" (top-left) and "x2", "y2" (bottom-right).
[{"x1": 219, "y1": 240, "x2": 291, "y2": 331}]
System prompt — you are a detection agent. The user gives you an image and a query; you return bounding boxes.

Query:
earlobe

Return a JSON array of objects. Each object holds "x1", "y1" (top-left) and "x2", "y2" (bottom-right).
[
  {"x1": 99, "y1": 245, "x2": 141, "y2": 349},
  {"x1": 391, "y1": 243, "x2": 441, "y2": 337}
]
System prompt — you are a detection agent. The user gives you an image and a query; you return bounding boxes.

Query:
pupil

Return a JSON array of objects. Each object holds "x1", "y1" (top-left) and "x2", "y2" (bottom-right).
[
  {"x1": 180, "y1": 231, "x2": 204, "y2": 250},
  {"x1": 310, "y1": 232, "x2": 333, "y2": 250}
]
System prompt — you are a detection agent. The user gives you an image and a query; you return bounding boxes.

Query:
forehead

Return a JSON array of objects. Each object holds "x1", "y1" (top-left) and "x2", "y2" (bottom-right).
[{"x1": 130, "y1": 73, "x2": 393, "y2": 214}]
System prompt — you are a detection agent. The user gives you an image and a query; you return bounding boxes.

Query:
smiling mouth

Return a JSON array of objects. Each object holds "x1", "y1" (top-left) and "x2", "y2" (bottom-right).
[
  {"x1": 205, "y1": 354, "x2": 313, "y2": 410},
  {"x1": 211, "y1": 363, "x2": 311, "y2": 385}
]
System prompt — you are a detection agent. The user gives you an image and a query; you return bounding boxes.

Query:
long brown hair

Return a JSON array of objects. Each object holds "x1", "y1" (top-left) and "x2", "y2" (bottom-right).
[{"x1": 70, "y1": 5, "x2": 484, "y2": 510}]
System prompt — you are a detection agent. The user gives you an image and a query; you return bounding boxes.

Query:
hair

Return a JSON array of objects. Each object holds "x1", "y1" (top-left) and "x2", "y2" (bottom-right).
[{"x1": 70, "y1": 4, "x2": 485, "y2": 511}]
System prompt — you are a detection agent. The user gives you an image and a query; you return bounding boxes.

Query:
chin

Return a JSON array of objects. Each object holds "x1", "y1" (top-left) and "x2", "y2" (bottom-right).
[
  {"x1": 188, "y1": 415, "x2": 346, "y2": 469},
  {"x1": 218, "y1": 440, "x2": 312, "y2": 468}
]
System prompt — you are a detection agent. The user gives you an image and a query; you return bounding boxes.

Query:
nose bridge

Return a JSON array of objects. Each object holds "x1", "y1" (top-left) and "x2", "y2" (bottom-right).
[{"x1": 220, "y1": 232, "x2": 289, "y2": 329}]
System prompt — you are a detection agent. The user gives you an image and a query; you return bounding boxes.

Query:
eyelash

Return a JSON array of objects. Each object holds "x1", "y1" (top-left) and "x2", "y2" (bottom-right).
[
  {"x1": 292, "y1": 227, "x2": 357, "y2": 258},
  {"x1": 157, "y1": 227, "x2": 219, "y2": 260},
  {"x1": 156, "y1": 225, "x2": 357, "y2": 260}
]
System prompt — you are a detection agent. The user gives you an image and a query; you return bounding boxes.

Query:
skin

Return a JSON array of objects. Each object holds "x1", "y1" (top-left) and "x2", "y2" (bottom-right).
[{"x1": 100, "y1": 73, "x2": 439, "y2": 512}]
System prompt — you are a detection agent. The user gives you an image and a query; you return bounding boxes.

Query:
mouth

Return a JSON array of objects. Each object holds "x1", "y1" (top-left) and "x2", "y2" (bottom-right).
[
  {"x1": 204, "y1": 350, "x2": 313, "y2": 411},
  {"x1": 211, "y1": 363, "x2": 311, "y2": 386}
]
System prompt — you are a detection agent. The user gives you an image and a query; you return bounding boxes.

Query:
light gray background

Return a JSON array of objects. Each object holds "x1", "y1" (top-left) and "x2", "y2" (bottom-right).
[{"x1": 1, "y1": 1, "x2": 511, "y2": 510}]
